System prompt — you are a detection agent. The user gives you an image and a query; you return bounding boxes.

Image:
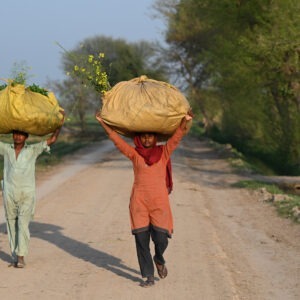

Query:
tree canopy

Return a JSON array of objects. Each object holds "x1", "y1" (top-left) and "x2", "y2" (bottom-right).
[
  {"x1": 155, "y1": 0, "x2": 300, "y2": 174},
  {"x1": 55, "y1": 36, "x2": 169, "y2": 132}
]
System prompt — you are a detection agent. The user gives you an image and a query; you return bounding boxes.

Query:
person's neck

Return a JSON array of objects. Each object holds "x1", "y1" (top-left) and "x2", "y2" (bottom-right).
[{"x1": 14, "y1": 142, "x2": 25, "y2": 150}]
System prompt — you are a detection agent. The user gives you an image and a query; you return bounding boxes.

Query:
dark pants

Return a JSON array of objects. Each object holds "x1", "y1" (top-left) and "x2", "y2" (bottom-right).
[{"x1": 134, "y1": 227, "x2": 169, "y2": 278}]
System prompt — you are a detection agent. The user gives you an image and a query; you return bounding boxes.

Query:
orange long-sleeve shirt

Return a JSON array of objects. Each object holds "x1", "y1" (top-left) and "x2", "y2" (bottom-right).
[{"x1": 108, "y1": 126, "x2": 185, "y2": 237}]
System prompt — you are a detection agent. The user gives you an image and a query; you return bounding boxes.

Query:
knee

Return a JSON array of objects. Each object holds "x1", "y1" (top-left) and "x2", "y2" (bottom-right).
[
  {"x1": 152, "y1": 230, "x2": 168, "y2": 245},
  {"x1": 135, "y1": 231, "x2": 150, "y2": 244}
]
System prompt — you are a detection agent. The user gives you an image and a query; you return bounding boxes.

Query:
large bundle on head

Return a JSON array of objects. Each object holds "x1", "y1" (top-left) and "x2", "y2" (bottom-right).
[
  {"x1": 100, "y1": 75, "x2": 191, "y2": 140},
  {"x1": 0, "y1": 83, "x2": 64, "y2": 136}
]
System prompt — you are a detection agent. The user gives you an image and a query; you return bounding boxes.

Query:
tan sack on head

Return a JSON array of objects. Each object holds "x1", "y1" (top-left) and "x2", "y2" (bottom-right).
[
  {"x1": 0, "y1": 83, "x2": 64, "y2": 136},
  {"x1": 100, "y1": 75, "x2": 191, "y2": 139}
]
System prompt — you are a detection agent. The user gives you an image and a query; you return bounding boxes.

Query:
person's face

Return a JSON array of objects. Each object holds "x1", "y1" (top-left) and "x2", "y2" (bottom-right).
[
  {"x1": 140, "y1": 133, "x2": 156, "y2": 148},
  {"x1": 13, "y1": 131, "x2": 28, "y2": 145}
]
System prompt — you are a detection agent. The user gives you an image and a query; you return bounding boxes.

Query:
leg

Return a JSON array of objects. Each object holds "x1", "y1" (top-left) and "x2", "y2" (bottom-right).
[
  {"x1": 134, "y1": 230, "x2": 154, "y2": 278},
  {"x1": 4, "y1": 192, "x2": 18, "y2": 264},
  {"x1": 6, "y1": 217, "x2": 18, "y2": 265},
  {"x1": 151, "y1": 228, "x2": 169, "y2": 279},
  {"x1": 16, "y1": 192, "x2": 35, "y2": 260},
  {"x1": 14, "y1": 214, "x2": 31, "y2": 268},
  {"x1": 151, "y1": 228, "x2": 168, "y2": 265}
]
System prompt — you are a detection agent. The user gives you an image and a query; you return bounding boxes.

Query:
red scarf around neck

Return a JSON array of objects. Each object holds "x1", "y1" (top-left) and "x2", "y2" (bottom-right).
[{"x1": 134, "y1": 135, "x2": 173, "y2": 194}]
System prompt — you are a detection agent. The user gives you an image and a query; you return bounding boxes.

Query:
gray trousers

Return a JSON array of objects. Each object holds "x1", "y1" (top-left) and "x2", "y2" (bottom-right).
[{"x1": 134, "y1": 227, "x2": 168, "y2": 278}]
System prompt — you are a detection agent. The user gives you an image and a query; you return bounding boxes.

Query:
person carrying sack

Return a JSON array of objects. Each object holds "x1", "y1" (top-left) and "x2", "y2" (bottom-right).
[
  {"x1": 0, "y1": 111, "x2": 65, "y2": 268},
  {"x1": 96, "y1": 110, "x2": 193, "y2": 287}
]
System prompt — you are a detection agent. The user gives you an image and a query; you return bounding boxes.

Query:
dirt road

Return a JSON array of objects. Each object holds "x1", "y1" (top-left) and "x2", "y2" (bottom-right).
[{"x1": 0, "y1": 137, "x2": 299, "y2": 300}]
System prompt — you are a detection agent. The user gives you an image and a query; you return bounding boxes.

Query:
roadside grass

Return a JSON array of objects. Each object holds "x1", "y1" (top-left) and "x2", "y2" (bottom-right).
[
  {"x1": 190, "y1": 126, "x2": 300, "y2": 223},
  {"x1": 232, "y1": 180, "x2": 300, "y2": 223},
  {"x1": 232, "y1": 180, "x2": 282, "y2": 193},
  {"x1": 275, "y1": 197, "x2": 300, "y2": 222},
  {"x1": 207, "y1": 139, "x2": 276, "y2": 175},
  {"x1": 189, "y1": 122, "x2": 277, "y2": 176}
]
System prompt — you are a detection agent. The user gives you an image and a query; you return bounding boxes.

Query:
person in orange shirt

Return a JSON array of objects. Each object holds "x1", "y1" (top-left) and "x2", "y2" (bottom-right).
[{"x1": 96, "y1": 111, "x2": 193, "y2": 287}]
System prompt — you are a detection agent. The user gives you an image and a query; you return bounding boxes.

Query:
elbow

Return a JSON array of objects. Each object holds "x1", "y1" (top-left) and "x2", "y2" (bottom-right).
[{"x1": 48, "y1": 137, "x2": 57, "y2": 146}]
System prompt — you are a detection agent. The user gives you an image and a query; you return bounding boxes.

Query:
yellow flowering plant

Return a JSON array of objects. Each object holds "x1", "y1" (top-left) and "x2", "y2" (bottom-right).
[
  {"x1": 70, "y1": 53, "x2": 110, "y2": 94},
  {"x1": 57, "y1": 42, "x2": 110, "y2": 94}
]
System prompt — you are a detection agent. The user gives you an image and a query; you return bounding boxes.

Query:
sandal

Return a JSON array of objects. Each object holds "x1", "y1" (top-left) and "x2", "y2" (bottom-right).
[
  {"x1": 8, "y1": 262, "x2": 17, "y2": 268},
  {"x1": 140, "y1": 276, "x2": 155, "y2": 288},
  {"x1": 15, "y1": 256, "x2": 26, "y2": 268},
  {"x1": 15, "y1": 261, "x2": 26, "y2": 268},
  {"x1": 154, "y1": 260, "x2": 168, "y2": 279}
]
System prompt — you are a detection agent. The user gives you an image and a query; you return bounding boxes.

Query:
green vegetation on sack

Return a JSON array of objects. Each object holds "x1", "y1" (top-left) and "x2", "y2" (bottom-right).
[
  {"x1": 0, "y1": 84, "x2": 7, "y2": 91},
  {"x1": 2, "y1": 62, "x2": 49, "y2": 96},
  {"x1": 27, "y1": 83, "x2": 48, "y2": 96},
  {"x1": 1, "y1": 81, "x2": 49, "y2": 96},
  {"x1": 10, "y1": 61, "x2": 31, "y2": 85},
  {"x1": 0, "y1": 80, "x2": 49, "y2": 97}
]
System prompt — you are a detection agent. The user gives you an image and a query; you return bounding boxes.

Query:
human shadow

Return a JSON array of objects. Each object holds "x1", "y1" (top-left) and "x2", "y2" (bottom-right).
[
  {"x1": 0, "y1": 249, "x2": 12, "y2": 263},
  {"x1": 0, "y1": 221, "x2": 142, "y2": 284}
]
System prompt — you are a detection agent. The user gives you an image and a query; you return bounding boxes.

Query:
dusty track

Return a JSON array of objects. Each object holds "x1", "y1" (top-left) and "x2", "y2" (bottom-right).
[{"x1": 0, "y1": 137, "x2": 299, "y2": 300}]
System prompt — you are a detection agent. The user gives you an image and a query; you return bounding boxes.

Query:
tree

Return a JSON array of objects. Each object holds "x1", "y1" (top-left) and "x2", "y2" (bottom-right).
[
  {"x1": 63, "y1": 36, "x2": 168, "y2": 87},
  {"x1": 50, "y1": 78, "x2": 99, "y2": 133},
  {"x1": 54, "y1": 36, "x2": 169, "y2": 133},
  {"x1": 155, "y1": 0, "x2": 300, "y2": 174}
]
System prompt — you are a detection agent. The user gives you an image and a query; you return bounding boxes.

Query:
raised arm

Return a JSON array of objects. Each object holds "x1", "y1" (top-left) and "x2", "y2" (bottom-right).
[
  {"x1": 95, "y1": 112, "x2": 114, "y2": 135},
  {"x1": 179, "y1": 109, "x2": 194, "y2": 132},
  {"x1": 95, "y1": 112, "x2": 136, "y2": 160},
  {"x1": 164, "y1": 109, "x2": 194, "y2": 158},
  {"x1": 47, "y1": 110, "x2": 65, "y2": 146}
]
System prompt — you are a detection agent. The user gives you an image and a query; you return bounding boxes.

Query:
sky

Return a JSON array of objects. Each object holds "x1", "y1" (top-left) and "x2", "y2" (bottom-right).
[{"x1": 0, "y1": 0, "x2": 165, "y2": 86}]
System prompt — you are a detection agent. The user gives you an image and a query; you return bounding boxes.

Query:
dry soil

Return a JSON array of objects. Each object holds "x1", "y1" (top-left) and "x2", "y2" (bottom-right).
[{"x1": 0, "y1": 137, "x2": 299, "y2": 300}]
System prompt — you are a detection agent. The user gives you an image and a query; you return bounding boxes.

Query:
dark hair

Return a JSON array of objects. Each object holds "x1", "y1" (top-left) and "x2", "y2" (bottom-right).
[
  {"x1": 137, "y1": 132, "x2": 157, "y2": 136},
  {"x1": 12, "y1": 130, "x2": 29, "y2": 138}
]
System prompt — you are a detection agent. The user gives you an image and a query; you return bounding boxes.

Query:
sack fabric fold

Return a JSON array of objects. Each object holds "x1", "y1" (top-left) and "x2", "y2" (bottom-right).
[
  {"x1": 0, "y1": 83, "x2": 64, "y2": 136},
  {"x1": 100, "y1": 75, "x2": 191, "y2": 140}
]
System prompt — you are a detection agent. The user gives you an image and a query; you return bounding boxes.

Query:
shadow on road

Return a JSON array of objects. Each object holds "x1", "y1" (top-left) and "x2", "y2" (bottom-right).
[{"x1": 0, "y1": 221, "x2": 142, "y2": 284}]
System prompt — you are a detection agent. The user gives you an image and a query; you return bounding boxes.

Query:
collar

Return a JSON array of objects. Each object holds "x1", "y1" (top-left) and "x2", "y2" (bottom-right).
[{"x1": 10, "y1": 143, "x2": 28, "y2": 149}]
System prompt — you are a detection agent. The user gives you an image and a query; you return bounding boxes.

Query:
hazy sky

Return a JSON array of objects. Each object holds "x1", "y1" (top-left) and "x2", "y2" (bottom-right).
[{"x1": 0, "y1": 0, "x2": 165, "y2": 86}]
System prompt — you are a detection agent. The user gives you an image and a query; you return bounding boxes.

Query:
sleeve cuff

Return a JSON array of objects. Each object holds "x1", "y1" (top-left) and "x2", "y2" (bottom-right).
[{"x1": 43, "y1": 141, "x2": 51, "y2": 153}]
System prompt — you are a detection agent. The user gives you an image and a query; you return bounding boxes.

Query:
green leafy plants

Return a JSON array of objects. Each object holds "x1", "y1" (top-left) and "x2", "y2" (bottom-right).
[
  {"x1": 1, "y1": 81, "x2": 49, "y2": 96},
  {"x1": 27, "y1": 83, "x2": 48, "y2": 96},
  {"x1": 0, "y1": 84, "x2": 7, "y2": 91}
]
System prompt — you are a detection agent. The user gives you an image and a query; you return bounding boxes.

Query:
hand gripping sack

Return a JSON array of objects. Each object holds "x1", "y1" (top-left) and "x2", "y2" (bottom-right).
[
  {"x1": 0, "y1": 83, "x2": 64, "y2": 136},
  {"x1": 100, "y1": 75, "x2": 191, "y2": 139}
]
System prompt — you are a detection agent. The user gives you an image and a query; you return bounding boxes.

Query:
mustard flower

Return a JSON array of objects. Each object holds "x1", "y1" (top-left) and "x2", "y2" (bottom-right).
[{"x1": 88, "y1": 55, "x2": 94, "y2": 63}]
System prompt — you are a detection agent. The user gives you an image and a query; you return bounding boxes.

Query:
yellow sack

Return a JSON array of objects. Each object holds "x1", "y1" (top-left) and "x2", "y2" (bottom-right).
[
  {"x1": 100, "y1": 75, "x2": 191, "y2": 139},
  {"x1": 0, "y1": 83, "x2": 64, "y2": 136}
]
